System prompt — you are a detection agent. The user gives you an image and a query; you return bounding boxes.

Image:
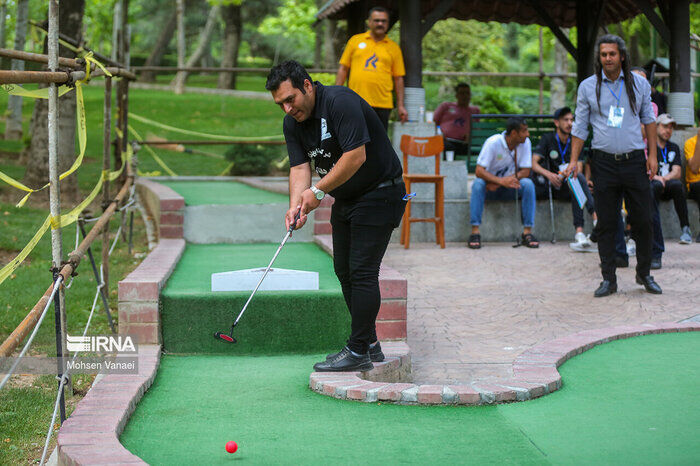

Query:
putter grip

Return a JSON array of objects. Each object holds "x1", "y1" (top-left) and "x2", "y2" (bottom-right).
[{"x1": 289, "y1": 209, "x2": 302, "y2": 232}]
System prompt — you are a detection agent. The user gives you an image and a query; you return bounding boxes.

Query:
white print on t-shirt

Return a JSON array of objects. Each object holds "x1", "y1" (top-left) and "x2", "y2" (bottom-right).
[
  {"x1": 668, "y1": 151, "x2": 675, "y2": 162},
  {"x1": 308, "y1": 148, "x2": 331, "y2": 159},
  {"x1": 316, "y1": 167, "x2": 328, "y2": 175},
  {"x1": 476, "y1": 132, "x2": 532, "y2": 178},
  {"x1": 358, "y1": 42, "x2": 366, "y2": 49},
  {"x1": 321, "y1": 118, "x2": 331, "y2": 141}
]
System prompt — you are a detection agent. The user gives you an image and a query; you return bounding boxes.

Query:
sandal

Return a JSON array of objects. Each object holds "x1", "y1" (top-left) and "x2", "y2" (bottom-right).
[
  {"x1": 468, "y1": 234, "x2": 481, "y2": 249},
  {"x1": 521, "y1": 233, "x2": 539, "y2": 248}
]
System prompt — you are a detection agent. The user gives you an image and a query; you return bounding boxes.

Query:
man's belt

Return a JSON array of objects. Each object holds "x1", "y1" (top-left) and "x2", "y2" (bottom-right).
[
  {"x1": 375, "y1": 175, "x2": 405, "y2": 189},
  {"x1": 594, "y1": 149, "x2": 644, "y2": 161}
]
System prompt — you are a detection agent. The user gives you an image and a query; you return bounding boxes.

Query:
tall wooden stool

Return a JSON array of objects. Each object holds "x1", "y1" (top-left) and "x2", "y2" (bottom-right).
[{"x1": 399, "y1": 134, "x2": 445, "y2": 249}]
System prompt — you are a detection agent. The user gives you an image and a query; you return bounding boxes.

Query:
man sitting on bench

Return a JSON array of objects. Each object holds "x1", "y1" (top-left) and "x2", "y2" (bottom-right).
[
  {"x1": 531, "y1": 107, "x2": 597, "y2": 251},
  {"x1": 468, "y1": 117, "x2": 539, "y2": 249}
]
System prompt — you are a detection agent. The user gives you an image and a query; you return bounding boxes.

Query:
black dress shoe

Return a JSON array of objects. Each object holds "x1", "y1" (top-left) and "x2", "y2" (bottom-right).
[
  {"x1": 314, "y1": 347, "x2": 373, "y2": 372},
  {"x1": 650, "y1": 257, "x2": 662, "y2": 270},
  {"x1": 594, "y1": 280, "x2": 617, "y2": 297},
  {"x1": 636, "y1": 275, "x2": 662, "y2": 294},
  {"x1": 326, "y1": 342, "x2": 385, "y2": 363}
]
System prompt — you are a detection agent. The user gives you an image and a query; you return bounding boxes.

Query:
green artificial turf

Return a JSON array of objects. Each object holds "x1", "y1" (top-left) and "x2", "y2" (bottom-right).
[
  {"x1": 160, "y1": 243, "x2": 349, "y2": 354},
  {"x1": 120, "y1": 332, "x2": 699, "y2": 465},
  {"x1": 156, "y1": 181, "x2": 288, "y2": 206}
]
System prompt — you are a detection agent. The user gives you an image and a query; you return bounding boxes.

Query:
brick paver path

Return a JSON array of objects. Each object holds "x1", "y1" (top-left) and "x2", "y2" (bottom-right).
[{"x1": 382, "y1": 242, "x2": 699, "y2": 385}]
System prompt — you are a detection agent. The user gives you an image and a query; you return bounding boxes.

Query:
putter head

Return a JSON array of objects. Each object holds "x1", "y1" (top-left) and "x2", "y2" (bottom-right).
[{"x1": 214, "y1": 330, "x2": 237, "y2": 343}]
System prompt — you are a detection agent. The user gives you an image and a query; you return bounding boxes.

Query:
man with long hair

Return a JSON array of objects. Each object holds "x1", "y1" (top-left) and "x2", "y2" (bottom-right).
[{"x1": 565, "y1": 34, "x2": 661, "y2": 297}]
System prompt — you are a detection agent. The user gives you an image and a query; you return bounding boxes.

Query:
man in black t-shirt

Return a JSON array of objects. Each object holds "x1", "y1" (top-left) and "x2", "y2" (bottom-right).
[
  {"x1": 650, "y1": 114, "x2": 693, "y2": 268},
  {"x1": 531, "y1": 107, "x2": 597, "y2": 249},
  {"x1": 265, "y1": 60, "x2": 406, "y2": 372}
]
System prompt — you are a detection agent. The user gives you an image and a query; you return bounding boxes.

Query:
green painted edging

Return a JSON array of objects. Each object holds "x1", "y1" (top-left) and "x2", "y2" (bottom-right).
[{"x1": 157, "y1": 180, "x2": 288, "y2": 206}]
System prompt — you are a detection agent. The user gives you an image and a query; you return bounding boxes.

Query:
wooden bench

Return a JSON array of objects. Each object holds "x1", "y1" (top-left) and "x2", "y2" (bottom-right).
[{"x1": 463, "y1": 114, "x2": 555, "y2": 173}]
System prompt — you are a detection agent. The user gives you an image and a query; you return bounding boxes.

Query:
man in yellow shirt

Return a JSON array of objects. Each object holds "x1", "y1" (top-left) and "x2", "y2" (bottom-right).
[
  {"x1": 335, "y1": 6, "x2": 408, "y2": 130},
  {"x1": 684, "y1": 114, "x2": 700, "y2": 243}
]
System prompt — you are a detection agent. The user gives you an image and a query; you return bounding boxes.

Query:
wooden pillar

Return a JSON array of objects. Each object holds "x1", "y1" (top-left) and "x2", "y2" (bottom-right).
[
  {"x1": 346, "y1": 0, "x2": 368, "y2": 38},
  {"x1": 575, "y1": 0, "x2": 596, "y2": 83},
  {"x1": 400, "y1": 0, "x2": 422, "y2": 88},
  {"x1": 668, "y1": 0, "x2": 690, "y2": 93}
]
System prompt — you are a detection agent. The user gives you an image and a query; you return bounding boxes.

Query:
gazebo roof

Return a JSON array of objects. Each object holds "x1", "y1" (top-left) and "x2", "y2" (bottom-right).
[{"x1": 316, "y1": 0, "x2": 691, "y2": 28}]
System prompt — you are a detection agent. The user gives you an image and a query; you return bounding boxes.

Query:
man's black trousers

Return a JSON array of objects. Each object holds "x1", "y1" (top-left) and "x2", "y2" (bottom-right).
[
  {"x1": 330, "y1": 183, "x2": 406, "y2": 355},
  {"x1": 589, "y1": 150, "x2": 652, "y2": 281}
]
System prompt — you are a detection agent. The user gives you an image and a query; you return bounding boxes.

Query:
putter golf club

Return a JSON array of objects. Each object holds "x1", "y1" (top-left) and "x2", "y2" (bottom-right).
[{"x1": 214, "y1": 209, "x2": 301, "y2": 343}]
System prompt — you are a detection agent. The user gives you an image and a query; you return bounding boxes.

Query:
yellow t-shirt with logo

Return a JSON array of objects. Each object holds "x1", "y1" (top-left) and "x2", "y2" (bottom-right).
[
  {"x1": 684, "y1": 135, "x2": 700, "y2": 188},
  {"x1": 339, "y1": 32, "x2": 405, "y2": 109}
]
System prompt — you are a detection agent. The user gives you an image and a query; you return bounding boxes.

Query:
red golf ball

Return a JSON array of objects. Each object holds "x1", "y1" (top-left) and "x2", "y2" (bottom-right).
[{"x1": 225, "y1": 441, "x2": 238, "y2": 454}]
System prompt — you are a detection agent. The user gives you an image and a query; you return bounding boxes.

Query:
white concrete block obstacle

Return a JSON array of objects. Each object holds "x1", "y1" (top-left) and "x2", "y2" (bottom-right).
[{"x1": 211, "y1": 268, "x2": 319, "y2": 292}]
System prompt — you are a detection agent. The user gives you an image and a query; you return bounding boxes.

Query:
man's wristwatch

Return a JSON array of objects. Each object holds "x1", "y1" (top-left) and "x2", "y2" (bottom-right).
[{"x1": 310, "y1": 185, "x2": 325, "y2": 200}]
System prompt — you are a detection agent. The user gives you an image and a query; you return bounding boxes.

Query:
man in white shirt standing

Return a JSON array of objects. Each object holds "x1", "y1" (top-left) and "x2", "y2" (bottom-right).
[{"x1": 468, "y1": 117, "x2": 539, "y2": 249}]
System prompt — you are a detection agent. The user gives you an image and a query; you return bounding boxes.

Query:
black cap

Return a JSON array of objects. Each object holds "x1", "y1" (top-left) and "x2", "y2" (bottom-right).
[{"x1": 553, "y1": 107, "x2": 572, "y2": 120}]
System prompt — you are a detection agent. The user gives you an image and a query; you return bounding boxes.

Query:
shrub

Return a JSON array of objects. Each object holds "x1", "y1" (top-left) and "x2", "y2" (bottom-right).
[{"x1": 224, "y1": 144, "x2": 285, "y2": 176}]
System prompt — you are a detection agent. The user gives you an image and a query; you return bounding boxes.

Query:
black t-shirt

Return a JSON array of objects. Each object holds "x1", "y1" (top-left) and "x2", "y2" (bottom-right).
[
  {"x1": 283, "y1": 83, "x2": 402, "y2": 201},
  {"x1": 531, "y1": 132, "x2": 581, "y2": 186},
  {"x1": 656, "y1": 141, "x2": 681, "y2": 176}
]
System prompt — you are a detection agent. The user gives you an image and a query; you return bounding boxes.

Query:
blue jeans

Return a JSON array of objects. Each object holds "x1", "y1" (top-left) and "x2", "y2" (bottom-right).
[{"x1": 470, "y1": 177, "x2": 536, "y2": 227}]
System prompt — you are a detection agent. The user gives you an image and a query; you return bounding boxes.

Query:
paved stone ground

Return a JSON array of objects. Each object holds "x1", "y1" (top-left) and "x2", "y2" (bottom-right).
[{"x1": 382, "y1": 241, "x2": 699, "y2": 385}]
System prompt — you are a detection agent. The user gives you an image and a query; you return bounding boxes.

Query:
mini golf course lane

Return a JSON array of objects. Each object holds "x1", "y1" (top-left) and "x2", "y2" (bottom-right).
[
  {"x1": 157, "y1": 180, "x2": 288, "y2": 205},
  {"x1": 160, "y1": 243, "x2": 349, "y2": 354},
  {"x1": 121, "y1": 332, "x2": 699, "y2": 465}
]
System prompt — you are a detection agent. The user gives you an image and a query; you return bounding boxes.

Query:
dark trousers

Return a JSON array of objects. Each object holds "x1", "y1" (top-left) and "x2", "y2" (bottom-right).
[
  {"x1": 590, "y1": 150, "x2": 652, "y2": 281},
  {"x1": 689, "y1": 182, "x2": 700, "y2": 222},
  {"x1": 372, "y1": 107, "x2": 391, "y2": 132},
  {"x1": 330, "y1": 184, "x2": 406, "y2": 354},
  {"x1": 651, "y1": 179, "x2": 689, "y2": 258},
  {"x1": 534, "y1": 173, "x2": 595, "y2": 228}
]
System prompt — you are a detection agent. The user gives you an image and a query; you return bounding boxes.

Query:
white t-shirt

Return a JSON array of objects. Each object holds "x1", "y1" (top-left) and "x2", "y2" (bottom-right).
[{"x1": 476, "y1": 132, "x2": 532, "y2": 177}]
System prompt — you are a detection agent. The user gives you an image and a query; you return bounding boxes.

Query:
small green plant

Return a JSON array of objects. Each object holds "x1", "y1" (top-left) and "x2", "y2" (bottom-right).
[{"x1": 224, "y1": 144, "x2": 284, "y2": 176}]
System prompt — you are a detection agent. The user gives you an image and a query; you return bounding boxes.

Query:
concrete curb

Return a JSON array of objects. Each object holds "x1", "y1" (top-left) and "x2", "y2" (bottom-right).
[
  {"x1": 309, "y1": 321, "x2": 699, "y2": 405},
  {"x1": 56, "y1": 345, "x2": 161, "y2": 465}
]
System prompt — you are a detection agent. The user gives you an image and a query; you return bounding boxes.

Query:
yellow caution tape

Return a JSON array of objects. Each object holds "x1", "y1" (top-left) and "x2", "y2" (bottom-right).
[
  {"x1": 128, "y1": 112, "x2": 284, "y2": 141},
  {"x1": 1, "y1": 84, "x2": 74, "y2": 99},
  {"x1": 218, "y1": 162, "x2": 234, "y2": 176},
  {"x1": 127, "y1": 125, "x2": 177, "y2": 176},
  {"x1": 0, "y1": 141, "x2": 133, "y2": 286}
]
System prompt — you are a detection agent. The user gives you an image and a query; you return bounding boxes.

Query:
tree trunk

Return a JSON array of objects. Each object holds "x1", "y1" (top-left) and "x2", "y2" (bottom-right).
[
  {"x1": 172, "y1": 4, "x2": 220, "y2": 92},
  {"x1": 0, "y1": 1, "x2": 7, "y2": 69},
  {"x1": 23, "y1": 0, "x2": 85, "y2": 202},
  {"x1": 217, "y1": 3, "x2": 241, "y2": 89},
  {"x1": 550, "y1": 28, "x2": 569, "y2": 111},
  {"x1": 140, "y1": 9, "x2": 177, "y2": 83},
  {"x1": 323, "y1": 19, "x2": 337, "y2": 68},
  {"x1": 5, "y1": 0, "x2": 30, "y2": 140}
]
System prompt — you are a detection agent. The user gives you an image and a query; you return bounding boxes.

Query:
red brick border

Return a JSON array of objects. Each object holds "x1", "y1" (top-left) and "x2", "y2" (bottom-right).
[
  {"x1": 56, "y1": 345, "x2": 161, "y2": 465},
  {"x1": 135, "y1": 178, "x2": 185, "y2": 240},
  {"x1": 310, "y1": 321, "x2": 699, "y2": 405},
  {"x1": 313, "y1": 196, "x2": 408, "y2": 341}
]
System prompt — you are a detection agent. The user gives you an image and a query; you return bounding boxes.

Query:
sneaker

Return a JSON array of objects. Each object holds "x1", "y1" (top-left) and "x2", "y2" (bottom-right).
[
  {"x1": 680, "y1": 226, "x2": 692, "y2": 244},
  {"x1": 626, "y1": 238, "x2": 636, "y2": 257},
  {"x1": 575, "y1": 231, "x2": 589, "y2": 245},
  {"x1": 327, "y1": 342, "x2": 385, "y2": 363},
  {"x1": 569, "y1": 240, "x2": 595, "y2": 252},
  {"x1": 314, "y1": 347, "x2": 373, "y2": 372}
]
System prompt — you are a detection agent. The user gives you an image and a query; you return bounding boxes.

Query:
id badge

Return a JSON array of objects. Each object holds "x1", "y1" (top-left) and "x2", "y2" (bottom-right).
[
  {"x1": 558, "y1": 163, "x2": 568, "y2": 174},
  {"x1": 660, "y1": 163, "x2": 670, "y2": 177},
  {"x1": 607, "y1": 106, "x2": 624, "y2": 128}
]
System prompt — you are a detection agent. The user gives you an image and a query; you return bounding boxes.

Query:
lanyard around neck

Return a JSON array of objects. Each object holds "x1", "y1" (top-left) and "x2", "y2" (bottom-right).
[
  {"x1": 604, "y1": 77, "x2": 623, "y2": 107},
  {"x1": 555, "y1": 133, "x2": 570, "y2": 160},
  {"x1": 659, "y1": 145, "x2": 668, "y2": 164}
]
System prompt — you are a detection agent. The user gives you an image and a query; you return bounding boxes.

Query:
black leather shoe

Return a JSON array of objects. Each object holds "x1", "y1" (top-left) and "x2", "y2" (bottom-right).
[
  {"x1": 326, "y1": 342, "x2": 385, "y2": 363},
  {"x1": 314, "y1": 347, "x2": 373, "y2": 372},
  {"x1": 650, "y1": 258, "x2": 662, "y2": 270},
  {"x1": 615, "y1": 256, "x2": 629, "y2": 268},
  {"x1": 594, "y1": 280, "x2": 617, "y2": 297},
  {"x1": 636, "y1": 275, "x2": 662, "y2": 294}
]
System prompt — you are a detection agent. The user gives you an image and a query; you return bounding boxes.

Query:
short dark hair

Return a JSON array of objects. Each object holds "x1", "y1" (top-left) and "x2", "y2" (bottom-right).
[
  {"x1": 506, "y1": 117, "x2": 527, "y2": 135},
  {"x1": 553, "y1": 107, "x2": 572, "y2": 120},
  {"x1": 265, "y1": 60, "x2": 312, "y2": 93},
  {"x1": 455, "y1": 82, "x2": 471, "y2": 92},
  {"x1": 368, "y1": 6, "x2": 389, "y2": 16}
]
